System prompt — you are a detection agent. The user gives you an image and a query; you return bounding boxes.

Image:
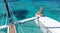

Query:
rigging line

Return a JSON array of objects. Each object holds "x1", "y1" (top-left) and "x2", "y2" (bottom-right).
[
  {"x1": 4, "y1": 0, "x2": 17, "y2": 22},
  {"x1": 7, "y1": 2, "x2": 17, "y2": 21},
  {"x1": 18, "y1": 24, "x2": 24, "y2": 33}
]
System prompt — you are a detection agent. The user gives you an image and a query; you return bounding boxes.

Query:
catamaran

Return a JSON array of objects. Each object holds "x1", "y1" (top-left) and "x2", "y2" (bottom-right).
[{"x1": 0, "y1": 0, "x2": 60, "y2": 33}]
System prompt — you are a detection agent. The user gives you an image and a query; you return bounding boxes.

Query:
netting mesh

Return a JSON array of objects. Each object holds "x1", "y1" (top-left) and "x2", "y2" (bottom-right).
[
  {"x1": 0, "y1": 28, "x2": 7, "y2": 33},
  {"x1": 15, "y1": 20, "x2": 42, "y2": 33}
]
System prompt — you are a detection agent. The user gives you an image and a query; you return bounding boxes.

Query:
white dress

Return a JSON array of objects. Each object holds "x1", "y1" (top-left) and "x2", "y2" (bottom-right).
[{"x1": 34, "y1": 14, "x2": 41, "y2": 25}]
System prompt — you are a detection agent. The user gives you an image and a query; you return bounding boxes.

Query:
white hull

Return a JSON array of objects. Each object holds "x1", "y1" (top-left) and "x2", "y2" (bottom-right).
[
  {"x1": 0, "y1": 16, "x2": 60, "y2": 33},
  {"x1": 35, "y1": 17, "x2": 60, "y2": 33}
]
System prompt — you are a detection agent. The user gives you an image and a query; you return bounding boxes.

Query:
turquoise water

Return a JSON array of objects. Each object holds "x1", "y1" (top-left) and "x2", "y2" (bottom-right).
[{"x1": 0, "y1": 0, "x2": 60, "y2": 33}]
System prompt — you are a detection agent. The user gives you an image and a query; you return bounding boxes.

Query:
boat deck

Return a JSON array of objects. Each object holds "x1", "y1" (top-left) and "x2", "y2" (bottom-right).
[
  {"x1": 48, "y1": 28, "x2": 60, "y2": 33},
  {"x1": 39, "y1": 17, "x2": 60, "y2": 27},
  {"x1": 8, "y1": 24, "x2": 16, "y2": 33},
  {"x1": 35, "y1": 17, "x2": 60, "y2": 33}
]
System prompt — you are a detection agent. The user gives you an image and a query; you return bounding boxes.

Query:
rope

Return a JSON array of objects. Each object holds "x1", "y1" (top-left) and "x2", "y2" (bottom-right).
[
  {"x1": 18, "y1": 24, "x2": 24, "y2": 33},
  {"x1": 6, "y1": 2, "x2": 17, "y2": 22},
  {"x1": 8, "y1": 3, "x2": 17, "y2": 21},
  {"x1": 5, "y1": 2, "x2": 24, "y2": 33}
]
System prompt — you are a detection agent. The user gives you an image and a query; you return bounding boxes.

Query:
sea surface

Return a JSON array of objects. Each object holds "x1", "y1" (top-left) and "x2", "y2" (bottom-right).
[{"x1": 0, "y1": 0, "x2": 60, "y2": 33}]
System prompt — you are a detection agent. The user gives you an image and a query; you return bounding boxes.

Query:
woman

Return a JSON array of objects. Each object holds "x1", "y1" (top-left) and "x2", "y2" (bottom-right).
[
  {"x1": 34, "y1": 7, "x2": 43, "y2": 25},
  {"x1": 36, "y1": 7, "x2": 43, "y2": 17}
]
